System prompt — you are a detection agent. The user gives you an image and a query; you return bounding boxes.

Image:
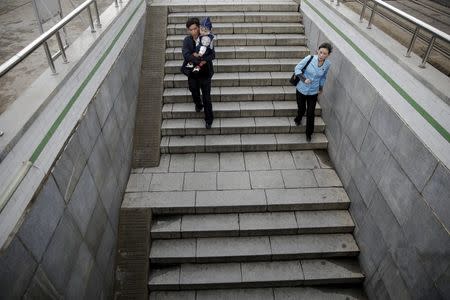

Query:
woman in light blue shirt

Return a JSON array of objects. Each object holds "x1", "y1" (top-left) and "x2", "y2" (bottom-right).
[{"x1": 294, "y1": 43, "x2": 332, "y2": 142}]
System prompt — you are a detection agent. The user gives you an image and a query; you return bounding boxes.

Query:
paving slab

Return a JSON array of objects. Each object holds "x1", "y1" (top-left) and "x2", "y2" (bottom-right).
[
  {"x1": 150, "y1": 173, "x2": 184, "y2": 192},
  {"x1": 150, "y1": 291, "x2": 196, "y2": 300},
  {"x1": 151, "y1": 215, "x2": 182, "y2": 239},
  {"x1": 295, "y1": 210, "x2": 355, "y2": 234},
  {"x1": 281, "y1": 170, "x2": 318, "y2": 188},
  {"x1": 195, "y1": 153, "x2": 220, "y2": 172},
  {"x1": 181, "y1": 213, "x2": 239, "y2": 238},
  {"x1": 184, "y1": 172, "x2": 217, "y2": 191},
  {"x1": 313, "y1": 169, "x2": 343, "y2": 187},
  {"x1": 196, "y1": 236, "x2": 271, "y2": 262},
  {"x1": 150, "y1": 239, "x2": 196, "y2": 263},
  {"x1": 196, "y1": 190, "x2": 267, "y2": 213},
  {"x1": 244, "y1": 152, "x2": 271, "y2": 170},
  {"x1": 273, "y1": 287, "x2": 367, "y2": 300},
  {"x1": 241, "y1": 260, "x2": 304, "y2": 287},
  {"x1": 179, "y1": 263, "x2": 242, "y2": 289},
  {"x1": 126, "y1": 173, "x2": 152, "y2": 192},
  {"x1": 268, "y1": 151, "x2": 296, "y2": 169},
  {"x1": 301, "y1": 259, "x2": 364, "y2": 284},
  {"x1": 219, "y1": 152, "x2": 245, "y2": 171},
  {"x1": 148, "y1": 266, "x2": 180, "y2": 290},
  {"x1": 169, "y1": 153, "x2": 195, "y2": 172},
  {"x1": 250, "y1": 170, "x2": 285, "y2": 189},
  {"x1": 123, "y1": 191, "x2": 195, "y2": 214},
  {"x1": 197, "y1": 288, "x2": 274, "y2": 300},
  {"x1": 217, "y1": 171, "x2": 251, "y2": 190},
  {"x1": 239, "y1": 212, "x2": 298, "y2": 236}
]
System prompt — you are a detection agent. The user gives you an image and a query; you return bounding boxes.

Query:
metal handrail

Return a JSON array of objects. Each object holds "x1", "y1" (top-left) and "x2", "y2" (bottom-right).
[
  {"x1": 0, "y1": 0, "x2": 102, "y2": 77},
  {"x1": 356, "y1": 0, "x2": 450, "y2": 68}
]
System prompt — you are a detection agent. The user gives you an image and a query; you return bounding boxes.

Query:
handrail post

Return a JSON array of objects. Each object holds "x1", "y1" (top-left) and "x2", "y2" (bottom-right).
[
  {"x1": 419, "y1": 35, "x2": 436, "y2": 68},
  {"x1": 43, "y1": 42, "x2": 57, "y2": 74},
  {"x1": 114, "y1": 0, "x2": 119, "y2": 7},
  {"x1": 367, "y1": 3, "x2": 377, "y2": 29},
  {"x1": 336, "y1": 0, "x2": 340, "y2": 7},
  {"x1": 87, "y1": 4, "x2": 96, "y2": 33},
  {"x1": 55, "y1": 31, "x2": 68, "y2": 63},
  {"x1": 360, "y1": 0, "x2": 368, "y2": 23},
  {"x1": 93, "y1": 0, "x2": 102, "y2": 27},
  {"x1": 406, "y1": 26, "x2": 420, "y2": 57}
]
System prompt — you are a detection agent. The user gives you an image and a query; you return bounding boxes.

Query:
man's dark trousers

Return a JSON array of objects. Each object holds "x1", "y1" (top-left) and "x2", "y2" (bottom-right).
[{"x1": 188, "y1": 75, "x2": 214, "y2": 125}]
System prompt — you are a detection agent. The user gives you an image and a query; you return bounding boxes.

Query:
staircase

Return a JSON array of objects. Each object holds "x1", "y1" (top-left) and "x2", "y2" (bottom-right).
[{"x1": 125, "y1": 1, "x2": 366, "y2": 298}]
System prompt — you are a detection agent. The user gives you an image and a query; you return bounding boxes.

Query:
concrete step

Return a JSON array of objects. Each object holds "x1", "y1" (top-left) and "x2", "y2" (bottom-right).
[
  {"x1": 167, "y1": 11, "x2": 302, "y2": 24},
  {"x1": 167, "y1": 22, "x2": 304, "y2": 35},
  {"x1": 165, "y1": 58, "x2": 299, "y2": 73},
  {"x1": 166, "y1": 34, "x2": 306, "y2": 47},
  {"x1": 161, "y1": 117, "x2": 325, "y2": 136},
  {"x1": 149, "y1": 287, "x2": 368, "y2": 299},
  {"x1": 166, "y1": 46, "x2": 309, "y2": 60},
  {"x1": 164, "y1": 72, "x2": 293, "y2": 88},
  {"x1": 151, "y1": 210, "x2": 355, "y2": 239},
  {"x1": 160, "y1": 133, "x2": 328, "y2": 153},
  {"x1": 167, "y1": 2, "x2": 299, "y2": 14},
  {"x1": 162, "y1": 101, "x2": 322, "y2": 119},
  {"x1": 149, "y1": 233, "x2": 359, "y2": 264},
  {"x1": 123, "y1": 188, "x2": 350, "y2": 215},
  {"x1": 163, "y1": 86, "x2": 299, "y2": 103},
  {"x1": 148, "y1": 259, "x2": 364, "y2": 290}
]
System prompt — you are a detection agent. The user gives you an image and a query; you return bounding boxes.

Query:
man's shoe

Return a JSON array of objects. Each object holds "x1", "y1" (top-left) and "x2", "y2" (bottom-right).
[
  {"x1": 294, "y1": 118, "x2": 301, "y2": 126},
  {"x1": 306, "y1": 135, "x2": 312, "y2": 142},
  {"x1": 195, "y1": 105, "x2": 203, "y2": 112},
  {"x1": 205, "y1": 123, "x2": 212, "y2": 129}
]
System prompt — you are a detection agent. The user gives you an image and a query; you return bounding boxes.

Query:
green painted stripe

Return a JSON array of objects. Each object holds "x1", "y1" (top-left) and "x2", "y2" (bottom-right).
[
  {"x1": 30, "y1": 0, "x2": 145, "y2": 163},
  {"x1": 303, "y1": 0, "x2": 450, "y2": 143}
]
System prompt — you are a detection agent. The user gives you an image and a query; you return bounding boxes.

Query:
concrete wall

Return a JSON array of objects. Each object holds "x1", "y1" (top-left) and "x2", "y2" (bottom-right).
[
  {"x1": 302, "y1": 6, "x2": 450, "y2": 300},
  {"x1": 0, "y1": 12, "x2": 145, "y2": 300}
]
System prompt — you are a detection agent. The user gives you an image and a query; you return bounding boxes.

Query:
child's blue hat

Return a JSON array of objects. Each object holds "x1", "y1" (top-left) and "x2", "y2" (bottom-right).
[{"x1": 200, "y1": 17, "x2": 212, "y2": 31}]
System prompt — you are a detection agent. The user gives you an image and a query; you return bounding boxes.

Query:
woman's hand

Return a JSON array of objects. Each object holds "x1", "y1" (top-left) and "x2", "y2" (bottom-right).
[{"x1": 304, "y1": 78, "x2": 312, "y2": 84}]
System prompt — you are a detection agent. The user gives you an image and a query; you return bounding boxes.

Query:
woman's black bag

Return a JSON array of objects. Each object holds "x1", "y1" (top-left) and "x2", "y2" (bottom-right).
[{"x1": 289, "y1": 55, "x2": 314, "y2": 86}]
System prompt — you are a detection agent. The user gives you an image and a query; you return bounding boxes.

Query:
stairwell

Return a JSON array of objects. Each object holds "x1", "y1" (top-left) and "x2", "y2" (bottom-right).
[{"x1": 123, "y1": 1, "x2": 367, "y2": 298}]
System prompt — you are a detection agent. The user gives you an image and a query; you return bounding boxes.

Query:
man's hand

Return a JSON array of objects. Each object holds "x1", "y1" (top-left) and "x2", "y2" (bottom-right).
[{"x1": 192, "y1": 52, "x2": 200, "y2": 57}]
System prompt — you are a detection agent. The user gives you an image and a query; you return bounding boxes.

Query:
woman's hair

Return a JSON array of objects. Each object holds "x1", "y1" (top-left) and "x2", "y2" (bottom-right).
[
  {"x1": 318, "y1": 42, "x2": 333, "y2": 54},
  {"x1": 186, "y1": 17, "x2": 200, "y2": 28}
]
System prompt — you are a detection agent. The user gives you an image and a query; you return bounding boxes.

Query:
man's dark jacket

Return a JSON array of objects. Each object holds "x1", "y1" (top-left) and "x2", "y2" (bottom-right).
[{"x1": 182, "y1": 35, "x2": 215, "y2": 78}]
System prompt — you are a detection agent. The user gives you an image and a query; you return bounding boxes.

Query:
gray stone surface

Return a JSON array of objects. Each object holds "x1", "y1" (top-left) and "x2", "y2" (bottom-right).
[
  {"x1": 179, "y1": 263, "x2": 241, "y2": 288},
  {"x1": 291, "y1": 150, "x2": 320, "y2": 169},
  {"x1": 273, "y1": 287, "x2": 367, "y2": 300},
  {"x1": 152, "y1": 215, "x2": 182, "y2": 238},
  {"x1": 169, "y1": 154, "x2": 195, "y2": 172},
  {"x1": 150, "y1": 291, "x2": 196, "y2": 300},
  {"x1": 151, "y1": 239, "x2": 196, "y2": 263},
  {"x1": 67, "y1": 167, "x2": 99, "y2": 236},
  {"x1": 217, "y1": 171, "x2": 251, "y2": 190},
  {"x1": 64, "y1": 243, "x2": 94, "y2": 299},
  {"x1": 149, "y1": 266, "x2": 180, "y2": 288},
  {"x1": 195, "y1": 153, "x2": 220, "y2": 171},
  {"x1": 126, "y1": 173, "x2": 152, "y2": 192},
  {"x1": 0, "y1": 238, "x2": 38, "y2": 300},
  {"x1": 78, "y1": 103, "x2": 101, "y2": 157},
  {"x1": 150, "y1": 173, "x2": 184, "y2": 191},
  {"x1": 268, "y1": 151, "x2": 296, "y2": 169},
  {"x1": 23, "y1": 267, "x2": 60, "y2": 300},
  {"x1": 241, "y1": 260, "x2": 303, "y2": 285},
  {"x1": 184, "y1": 172, "x2": 217, "y2": 191},
  {"x1": 196, "y1": 236, "x2": 271, "y2": 262},
  {"x1": 195, "y1": 190, "x2": 266, "y2": 213},
  {"x1": 369, "y1": 99, "x2": 403, "y2": 152},
  {"x1": 301, "y1": 259, "x2": 363, "y2": 283},
  {"x1": 181, "y1": 214, "x2": 239, "y2": 237},
  {"x1": 197, "y1": 288, "x2": 274, "y2": 300},
  {"x1": 220, "y1": 152, "x2": 245, "y2": 171},
  {"x1": 95, "y1": 223, "x2": 115, "y2": 275},
  {"x1": 244, "y1": 152, "x2": 271, "y2": 170},
  {"x1": 313, "y1": 169, "x2": 342, "y2": 187},
  {"x1": 281, "y1": 170, "x2": 317, "y2": 188},
  {"x1": 144, "y1": 154, "x2": 170, "y2": 173},
  {"x1": 239, "y1": 212, "x2": 298, "y2": 235},
  {"x1": 18, "y1": 176, "x2": 65, "y2": 262},
  {"x1": 84, "y1": 201, "x2": 108, "y2": 255},
  {"x1": 87, "y1": 133, "x2": 112, "y2": 193},
  {"x1": 295, "y1": 210, "x2": 355, "y2": 233},
  {"x1": 392, "y1": 124, "x2": 438, "y2": 192},
  {"x1": 41, "y1": 212, "x2": 82, "y2": 294},
  {"x1": 250, "y1": 170, "x2": 284, "y2": 189},
  {"x1": 422, "y1": 163, "x2": 450, "y2": 230}
]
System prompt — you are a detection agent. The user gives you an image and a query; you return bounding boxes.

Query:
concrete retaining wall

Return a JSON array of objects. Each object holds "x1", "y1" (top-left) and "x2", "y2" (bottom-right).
[
  {"x1": 0, "y1": 7, "x2": 145, "y2": 300},
  {"x1": 302, "y1": 2, "x2": 449, "y2": 299}
]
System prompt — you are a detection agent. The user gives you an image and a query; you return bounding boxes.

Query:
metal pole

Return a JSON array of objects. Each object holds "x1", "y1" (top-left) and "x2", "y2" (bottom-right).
[
  {"x1": 360, "y1": 0, "x2": 368, "y2": 23},
  {"x1": 406, "y1": 26, "x2": 420, "y2": 57},
  {"x1": 87, "y1": 4, "x2": 96, "y2": 32},
  {"x1": 419, "y1": 35, "x2": 436, "y2": 68},
  {"x1": 367, "y1": 3, "x2": 377, "y2": 29},
  {"x1": 115, "y1": 0, "x2": 118, "y2": 7},
  {"x1": 93, "y1": 0, "x2": 101, "y2": 27},
  {"x1": 43, "y1": 42, "x2": 57, "y2": 73},
  {"x1": 55, "y1": 31, "x2": 68, "y2": 63},
  {"x1": 337, "y1": 0, "x2": 340, "y2": 7}
]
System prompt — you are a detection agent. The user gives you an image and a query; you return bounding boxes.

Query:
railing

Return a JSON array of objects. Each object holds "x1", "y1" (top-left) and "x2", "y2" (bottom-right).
[
  {"x1": 329, "y1": 0, "x2": 450, "y2": 68},
  {"x1": 0, "y1": 0, "x2": 107, "y2": 77}
]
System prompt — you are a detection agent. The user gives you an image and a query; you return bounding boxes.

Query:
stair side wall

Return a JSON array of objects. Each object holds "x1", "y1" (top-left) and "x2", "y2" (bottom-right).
[{"x1": 301, "y1": 2, "x2": 449, "y2": 300}]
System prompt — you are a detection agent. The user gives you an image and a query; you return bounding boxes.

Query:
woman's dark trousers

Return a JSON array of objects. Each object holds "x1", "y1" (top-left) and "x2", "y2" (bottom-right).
[
  {"x1": 188, "y1": 76, "x2": 214, "y2": 125},
  {"x1": 295, "y1": 90, "x2": 317, "y2": 138}
]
